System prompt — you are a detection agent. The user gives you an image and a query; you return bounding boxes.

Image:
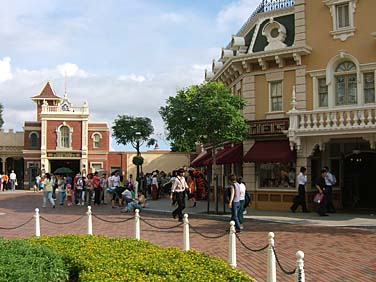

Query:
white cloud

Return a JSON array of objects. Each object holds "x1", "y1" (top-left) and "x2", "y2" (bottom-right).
[
  {"x1": 216, "y1": 0, "x2": 260, "y2": 31},
  {"x1": 161, "y1": 12, "x2": 185, "y2": 23},
  {"x1": 118, "y1": 74, "x2": 146, "y2": 83},
  {"x1": 0, "y1": 57, "x2": 13, "y2": 82},
  {"x1": 56, "y1": 63, "x2": 88, "y2": 78}
]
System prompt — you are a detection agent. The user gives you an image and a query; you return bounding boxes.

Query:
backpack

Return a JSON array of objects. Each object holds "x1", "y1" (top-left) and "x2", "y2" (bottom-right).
[
  {"x1": 244, "y1": 191, "x2": 252, "y2": 208},
  {"x1": 224, "y1": 184, "x2": 234, "y2": 203}
]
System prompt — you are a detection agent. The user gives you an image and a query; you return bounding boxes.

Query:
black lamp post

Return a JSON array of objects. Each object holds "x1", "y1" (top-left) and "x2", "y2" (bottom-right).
[{"x1": 135, "y1": 131, "x2": 141, "y2": 180}]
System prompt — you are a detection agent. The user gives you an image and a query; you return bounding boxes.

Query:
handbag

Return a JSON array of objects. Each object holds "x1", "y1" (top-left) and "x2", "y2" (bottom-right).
[{"x1": 313, "y1": 193, "x2": 324, "y2": 204}]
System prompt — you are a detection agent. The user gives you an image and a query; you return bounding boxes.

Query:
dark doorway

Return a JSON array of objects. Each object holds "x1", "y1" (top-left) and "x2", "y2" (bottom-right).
[
  {"x1": 50, "y1": 160, "x2": 80, "y2": 176},
  {"x1": 343, "y1": 152, "x2": 376, "y2": 209}
]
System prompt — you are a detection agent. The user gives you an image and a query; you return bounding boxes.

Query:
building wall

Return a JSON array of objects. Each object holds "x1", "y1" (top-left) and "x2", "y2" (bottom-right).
[{"x1": 46, "y1": 120, "x2": 83, "y2": 150}]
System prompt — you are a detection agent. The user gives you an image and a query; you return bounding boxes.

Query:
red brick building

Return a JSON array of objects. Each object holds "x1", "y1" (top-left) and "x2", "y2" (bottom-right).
[{"x1": 23, "y1": 81, "x2": 110, "y2": 186}]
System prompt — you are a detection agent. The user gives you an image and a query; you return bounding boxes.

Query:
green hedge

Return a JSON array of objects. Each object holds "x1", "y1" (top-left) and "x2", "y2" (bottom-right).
[
  {"x1": 0, "y1": 238, "x2": 69, "y2": 282},
  {"x1": 29, "y1": 235, "x2": 254, "y2": 282}
]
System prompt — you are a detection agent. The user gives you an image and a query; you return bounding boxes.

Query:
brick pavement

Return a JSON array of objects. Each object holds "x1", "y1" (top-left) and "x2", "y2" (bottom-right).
[{"x1": 0, "y1": 191, "x2": 375, "y2": 282}]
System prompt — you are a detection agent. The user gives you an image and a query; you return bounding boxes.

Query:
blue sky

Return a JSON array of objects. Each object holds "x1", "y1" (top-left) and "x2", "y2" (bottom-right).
[{"x1": 0, "y1": 0, "x2": 260, "y2": 151}]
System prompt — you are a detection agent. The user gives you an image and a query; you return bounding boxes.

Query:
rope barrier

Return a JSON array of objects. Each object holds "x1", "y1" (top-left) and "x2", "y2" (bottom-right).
[
  {"x1": 190, "y1": 224, "x2": 228, "y2": 239},
  {"x1": 39, "y1": 215, "x2": 85, "y2": 225},
  {"x1": 92, "y1": 214, "x2": 135, "y2": 223},
  {"x1": 235, "y1": 233, "x2": 269, "y2": 252},
  {"x1": 272, "y1": 245, "x2": 296, "y2": 275},
  {"x1": 0, "y1": 217, "x2": 34, "y2": 230},
  {"x1": 140, "y1": 218, "x2": 183, "y2": 230}
]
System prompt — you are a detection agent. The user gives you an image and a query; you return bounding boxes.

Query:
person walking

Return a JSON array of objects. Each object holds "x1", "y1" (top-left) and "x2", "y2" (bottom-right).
[
  {"x1": 170, "y1": 169, "x2": 188, "y2": 222},
  {"x1": 92, "y1": 171, "x2": 101, "y2": 205},
  {"x1": 57, "y1": 175, "x2": 66, "y2": 206},
  {"x1": 42, "y1": 173, "x2": 55, "y2": 208},
  {"x1": 315, "y1": 169, "x2": 329, "y2": 216},
  {"x1": 100, "y1": 173, "x2": 108, "y2": 204},
  {"x1": 237, "y1": 177, "x2": 246, "y2": 230},
  {"x1": 228, "y1": 174, "x2": 241, "y2": 233},
  {"x1": 9, "y1": 170, "x2": 17, "y2": 191},
  {"x1": 324, "y1": 166, "x2": 336, "y2": 213},
  {"x1": 1, "y1": 173, "x2": 8, "y2": 191},
  {"x1": 290, "y1": 167, "x2": 309, "y2": 213},
  {"x1": 187, "y1": 170, "x2": 197, "y2": 208}
]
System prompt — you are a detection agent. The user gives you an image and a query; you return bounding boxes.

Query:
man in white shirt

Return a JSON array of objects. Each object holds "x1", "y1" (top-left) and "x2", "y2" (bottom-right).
[
  {"x1": 170, "y1": 169, "x2": 188, "y2": 222},
  {"x1": 9, "y1": 170, "x2": 17, "y2": 191},
  {"x1": 324, "y1": 166, "x2": 336, "y2": 213}
]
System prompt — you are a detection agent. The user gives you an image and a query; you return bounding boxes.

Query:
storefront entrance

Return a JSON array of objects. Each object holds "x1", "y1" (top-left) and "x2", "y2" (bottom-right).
[
  {"x1": 50, "y1": 160, "x2": 80, "y2": 176},
  {"x1": 343, "y1": 151, "x2": 376, "y2": 209}
]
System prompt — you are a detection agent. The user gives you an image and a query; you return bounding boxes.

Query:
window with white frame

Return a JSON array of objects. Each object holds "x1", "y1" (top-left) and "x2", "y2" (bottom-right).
[
  {"x1": 364, "y1": 72, "x2": 375, "y2": 104},
  {"x1": 30, "y1": 132, "x2": 39, "y2": 147},
  {"x1": 324, "y1": 0, "x2": 357, "y2": 41},
  {"x1": 93, "y1": 133, "x2": 101, "y2": 148},
  {"x1": 91, "y1": 163, "x2": 102, "y2": 172},
  {"x1": 60, "y1": 126, "x2": 70, "y2": 148},
  {"x1": 318, "y1": 78, "x2": 329, "y2": 107},
  {"x1": 335, "y1": 61, "x2": 357, "y2": 105},
  {"x1": 270, "y1": 80, "x2": 282, "y2": 112}
]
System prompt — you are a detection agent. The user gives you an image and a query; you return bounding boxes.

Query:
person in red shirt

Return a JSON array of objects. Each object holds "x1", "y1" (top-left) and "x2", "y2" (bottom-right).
[{"x1": 92, "y1": 171, "x2": 101, "y2": 205}]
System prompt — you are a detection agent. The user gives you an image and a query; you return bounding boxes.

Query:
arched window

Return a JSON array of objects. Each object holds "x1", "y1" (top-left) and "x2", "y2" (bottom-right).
[
  {"x1": 335, "y1": 61, "x2": 357, "y2": 105},
  {"x1": 30, "y1": 132, "x2": 38, "y2": 147},
  {"x1": 60, "y1": 126, "x2": 70, "y2": 148},
  {"x1": 93, "y1": 133, "x2": 101, "y2": 148}
]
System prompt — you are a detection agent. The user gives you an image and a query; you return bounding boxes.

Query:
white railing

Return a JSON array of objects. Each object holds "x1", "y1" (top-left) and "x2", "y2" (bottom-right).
[
  {"x1": 292, "y1": 106, "x2": 376, "y2": 132},
  {"x1": 41, "y1": 105, "x2": 88, "y2": 114}
]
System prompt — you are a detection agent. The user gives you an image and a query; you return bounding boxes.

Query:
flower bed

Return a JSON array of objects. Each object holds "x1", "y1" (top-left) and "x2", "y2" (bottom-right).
[{"x1": 29, "y1": 235, "x2": 253, "y2": 281}]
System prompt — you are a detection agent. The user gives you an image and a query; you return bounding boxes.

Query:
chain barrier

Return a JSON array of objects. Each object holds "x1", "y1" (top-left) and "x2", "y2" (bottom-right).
[
  {"x1": 140, "y1": 218, "x2": 183, "y2": 230},
  {"x1": 92, "y1": 213, "x2": 135, "y2": 224},
  {"x1": 272, "y1": 245, "x2": 296, "y2": 275},
  {"x1": 189, "y1": 224, "x2": 228, "y2": 239},
  {"x1": 235, "y1": 233, "x2": 269, "y2": 252},
  {"x1": 0, "y1": 217, "x2": 34, "y2": 230},
  {"x1": 39, "y1": 215, "x2": 85, "y2": 225}
]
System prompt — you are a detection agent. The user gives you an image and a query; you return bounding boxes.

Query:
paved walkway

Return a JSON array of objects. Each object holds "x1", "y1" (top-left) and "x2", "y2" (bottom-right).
[{"x1": 1, "y1": 191, "x2": 375, "y2": 282}]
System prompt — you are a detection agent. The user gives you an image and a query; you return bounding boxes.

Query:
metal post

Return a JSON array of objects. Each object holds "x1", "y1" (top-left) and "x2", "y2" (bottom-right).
[
  {"x1": 267, "y1": 232, "x2": 276, "y2": 282},
  {"x1": 135, "y1": 209, "x2": 140, "y2": 240},
  {"x1": 34, "y1": 208, "x2": 40, "y2": 238},
  {"x1": 87, "y1": 206, "x2": 93, "y2": 235},
  {"x1": 295, "y1": 251, "x2": 305, "y2": 282},
  {"x1": 228, "y1": 220, "x2": 237, "y2": 267},
  {"x1": 207, "y1": 177, "x2": 211, "y2": 214},
  {"x1": 183, "y1": 213, "x2": 190, "y2": 251}
]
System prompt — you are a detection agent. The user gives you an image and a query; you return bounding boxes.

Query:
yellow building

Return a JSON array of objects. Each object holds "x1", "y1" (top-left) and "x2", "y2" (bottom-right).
[{"x1": 203, "y1": 0, "x2": 376, "y2": 211}]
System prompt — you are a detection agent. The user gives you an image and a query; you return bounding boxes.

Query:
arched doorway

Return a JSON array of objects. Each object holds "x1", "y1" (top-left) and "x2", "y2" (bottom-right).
[{"x1": 343, "y1": 151, "x2": 376, "y2": 209}]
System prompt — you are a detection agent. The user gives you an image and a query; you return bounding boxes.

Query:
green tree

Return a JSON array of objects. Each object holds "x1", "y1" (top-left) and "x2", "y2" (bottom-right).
[
  {"x1": 112, "y1": 115, "x2": 156, "y2": 179},
  {"x1": 160, "y1": 81, "x2": 248, "y2": 163},
  {"x1": 0, "y1": 103, "x2": 3, "y2": 128}
]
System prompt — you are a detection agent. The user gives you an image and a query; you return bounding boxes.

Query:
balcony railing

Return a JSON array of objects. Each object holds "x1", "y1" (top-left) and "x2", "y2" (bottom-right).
[
  {"x1": 292, "y1": 106, "x2": 376, "y2": 133},
  {"x1": 41, "y1": 105, "x2": 88, "y2": 114}
]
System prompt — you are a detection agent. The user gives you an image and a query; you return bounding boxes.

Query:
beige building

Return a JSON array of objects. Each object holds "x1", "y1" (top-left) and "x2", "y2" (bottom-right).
[{"x1": 203, "y1": 0, "x2": 376, "y2": 211}]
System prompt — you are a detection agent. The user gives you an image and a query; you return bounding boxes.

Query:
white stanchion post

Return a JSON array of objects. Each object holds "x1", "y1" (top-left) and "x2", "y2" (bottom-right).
[
  {"x1": 228, "y1": 220, "x2": 237, "y2": 267},
  {"x1": 183, "y1": 213, "x2": 190, "y2": 251},
  {"x1": 267, "y1": 232, "x2": 276, "y2": 282},
  {"x1": 34, "y1": 208, "x2": 40, "y2": 238},
  {"x1": 295, "y1": 251, "x2": 305, "y2": 282},
  {"x1": 135, "y1": 209, "x2": 140, "y2": 240},
  {"x1": 87, "y1": 206, "x2": 93, "y2": 235}
]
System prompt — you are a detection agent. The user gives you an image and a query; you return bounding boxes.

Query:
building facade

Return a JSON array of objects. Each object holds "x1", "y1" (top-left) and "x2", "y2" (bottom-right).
[{"x1": 203, "y1": 0, "x2": 376, "y2": 210}]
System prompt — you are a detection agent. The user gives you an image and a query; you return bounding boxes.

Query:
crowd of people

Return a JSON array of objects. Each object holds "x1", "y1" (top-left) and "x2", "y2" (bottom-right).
[{"x1": 0, "y1": 170, "x2": 18, "y2": 191}]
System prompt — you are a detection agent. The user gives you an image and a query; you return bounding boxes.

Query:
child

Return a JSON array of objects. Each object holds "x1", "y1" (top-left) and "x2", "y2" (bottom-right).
[{"x1": 66, "y1": 183, "x2": 73, "y2": 206}]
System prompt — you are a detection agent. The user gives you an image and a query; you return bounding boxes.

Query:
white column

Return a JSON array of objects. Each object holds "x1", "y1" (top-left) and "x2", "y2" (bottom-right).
[
  {"x1": 87, "y1": 206, "x2": 93, "y2": 235},
  {"x1": 267, "y1": 232, "x2": 276, "y2": 282},
  {"x1": 295, "y1": 251, "x2": 305, "y2": 282},
  {"x1": 135, "y1": 209, "x2": 140, "y2": 240},
  {"x1": 228, "y1": 221, "x2": 237, "y2": 267},
  {"x1": 183, "y1": 213, "x2": 190, "y2": 251},
  {"x1": 34, "y1": 208, "x2": 40, "y2": 237}
]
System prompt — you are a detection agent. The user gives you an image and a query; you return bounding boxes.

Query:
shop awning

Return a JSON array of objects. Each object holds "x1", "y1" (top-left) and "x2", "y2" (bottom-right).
[
  {"x1": 191, "y1": 151, "x2": 212, "y2": 167},
  {"x1": 216, "y1": 144, "x2": 243, "y2": 164},
  {"x1": 243, "y1": 140, "x2": 295, "y2": 163}
]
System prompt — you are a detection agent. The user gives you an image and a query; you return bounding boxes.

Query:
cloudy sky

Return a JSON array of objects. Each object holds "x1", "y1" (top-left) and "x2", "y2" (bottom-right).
[{"x1": 0, "y1": 0, "x2": 259, "y2": 150}]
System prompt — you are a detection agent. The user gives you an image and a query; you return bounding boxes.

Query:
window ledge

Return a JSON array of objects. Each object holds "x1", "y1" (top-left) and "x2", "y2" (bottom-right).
[
  {"x1": 265, "y1": 111, "x2": 286, "y2": 119},
  {"x1": 330, "y1": 27, "x2": 356, "y2": 41}
]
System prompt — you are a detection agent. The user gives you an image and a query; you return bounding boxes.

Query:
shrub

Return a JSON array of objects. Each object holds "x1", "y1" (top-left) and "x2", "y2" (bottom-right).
[
  {"x1": 29, "y1": 235, "x2": 253, "y2": 282},
  {"x1": 0, "y1": 238, "x2": 69, "y2": 282},
  {"x1": 132, "y1": 155, "x2": 144, "y2": 166}
]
